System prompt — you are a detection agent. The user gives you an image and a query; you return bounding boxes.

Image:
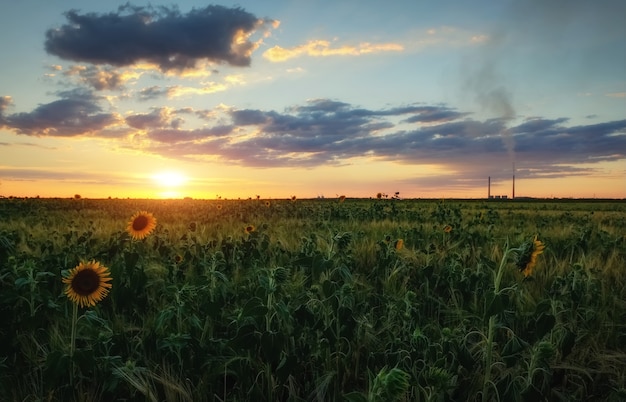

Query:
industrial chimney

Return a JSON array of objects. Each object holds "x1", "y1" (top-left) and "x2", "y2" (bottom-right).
[
  {"x1": 512, "y1": 163, "x2": 516, "y2": 200},
  {"x1": 488, "y1": 176, "x2": 491, "y2": 199},
  {"x1": 512, "y1": 174, "x2": 515, "y2": 200}
]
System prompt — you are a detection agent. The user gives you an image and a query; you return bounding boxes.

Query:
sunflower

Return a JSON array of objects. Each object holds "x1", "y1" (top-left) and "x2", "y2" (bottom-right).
[
  {"x1": 62, "y1": 260, "x2": 112, "y2": 308},
  {"x1": 265, "y1": 200, "x2": 271, "y2": 207},
  {"x1": 338, "y1": 195, "x2": 346, "y2": 203},
  {"x1": 216, "y1": 204, "x2": 223, "y2": 210},
  {"x1": 291, "y1": 195, "x2": 297, "y2": 201},
  {"x1": 515, "y1": 235, "x2": 545, "y2": 278},
  {"x1": 245, "y1": 225, "x2": 255, "y2": 234},
  {"x1": 443, "y1": 224, "x2": 453, "y2": 233},
  {"x1": 174, "y1": 254, "x2": 184, "y2": 264},
  {"x1": 376, "y1": 192, "x2": 382, "y2": 199},
  {"x1": 127, "y1": 211, "x2": 157, "y2": 240},
  {"x1": 394, "y1": 239, "x2": 404, "y2": 250}
]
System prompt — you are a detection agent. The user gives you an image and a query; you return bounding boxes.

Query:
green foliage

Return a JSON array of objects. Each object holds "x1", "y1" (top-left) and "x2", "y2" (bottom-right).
[{"x1": 0, "y1": 197, "x2": 624, "y2": 401}]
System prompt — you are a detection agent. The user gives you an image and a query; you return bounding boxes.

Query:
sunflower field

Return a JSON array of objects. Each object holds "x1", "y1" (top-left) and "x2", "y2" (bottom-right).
[{"x1": 0, "y1": 197, "x2": 624, "y2": 401}]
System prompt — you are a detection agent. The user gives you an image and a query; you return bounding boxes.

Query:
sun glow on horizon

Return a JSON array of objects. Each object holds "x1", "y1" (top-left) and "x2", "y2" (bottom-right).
[{"x1": 152, "y1": 171, "x2": 187, "y2": 188}]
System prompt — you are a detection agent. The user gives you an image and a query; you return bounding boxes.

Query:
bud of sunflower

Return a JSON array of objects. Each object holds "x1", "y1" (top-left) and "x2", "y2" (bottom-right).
[
  {"x1": 515, "y1": 235, "x2": 545, "y2": 278},
  {"x1": 273, "y1": 267, "x2": 289, "y2": 284}
]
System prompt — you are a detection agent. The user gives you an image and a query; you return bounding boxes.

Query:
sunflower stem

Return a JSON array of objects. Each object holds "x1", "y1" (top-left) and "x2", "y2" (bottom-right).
[
  {"x1": 482, "y1": 243, "x2": 511, "y2": 402},
  {"x1": 69, "y1": 302, "x2": 78, "y2": 385}
]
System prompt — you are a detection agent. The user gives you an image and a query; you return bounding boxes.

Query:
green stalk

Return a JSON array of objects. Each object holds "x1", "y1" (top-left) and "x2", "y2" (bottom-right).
[
  {"x1": 482, "y1": 245, "x2": 510, "y2": 402},
  {"x1": 69, "y1": 302, "x2": 78, "y2": 385}
]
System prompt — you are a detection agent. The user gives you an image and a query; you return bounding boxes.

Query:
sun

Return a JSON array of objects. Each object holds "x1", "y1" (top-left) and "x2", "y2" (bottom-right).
[{"x1": 152, "y1": 171, "x2": 187, "y2": 187}]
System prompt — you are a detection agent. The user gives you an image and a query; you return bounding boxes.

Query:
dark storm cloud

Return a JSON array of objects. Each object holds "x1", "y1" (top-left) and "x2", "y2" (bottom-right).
[
  {"x1": 45, "y1": 5, "x2": 277, "y2": 71},
  {"x1": 0, "y1": 90, "x2": 117, "y2": 136}
]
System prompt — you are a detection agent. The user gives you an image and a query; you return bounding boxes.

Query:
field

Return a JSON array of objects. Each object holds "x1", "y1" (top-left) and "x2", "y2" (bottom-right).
[{"x1": 0, "y1": 197, "x2": 624, "y2": 401}]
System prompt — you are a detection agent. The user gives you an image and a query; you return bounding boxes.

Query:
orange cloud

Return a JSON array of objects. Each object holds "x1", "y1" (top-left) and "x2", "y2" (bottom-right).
[{"x1": 263, "y1": 40, "x2": 404, "y2": 62}]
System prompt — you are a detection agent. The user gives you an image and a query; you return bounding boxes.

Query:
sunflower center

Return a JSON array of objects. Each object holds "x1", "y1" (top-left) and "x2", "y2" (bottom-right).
[
  {"x1": 132, "y1": 215, "x2": 149, "y2": 231},
  {"x1": 71, "y1": 269, "x2": 101, "y2": 296}
]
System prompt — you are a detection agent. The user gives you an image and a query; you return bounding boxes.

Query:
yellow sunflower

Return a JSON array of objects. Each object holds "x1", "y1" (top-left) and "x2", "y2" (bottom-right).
[
  {"x1": 338, "y1": 195, "x2": 346, "y2": 203},
  {"x1": 265, "y1": 200, "x2": 271, "y2": 207},
  {"x1": 515, "y1": 235, "x2": 546, "y2": 278},
  {"x1": 291, "y1": 195, "x2": 297, "y2": 202},
  {"x1": 245, "y1": 225, "x2": 255, "y2": 234},
  {"x1": 394, "y1": 239, "x2": 404, "y2": 250},
  {"x1": 127, "y1": 211, "x2": 157, "y2": 240},
  {"x1": 216, "y1": 204, "x2": 223, "y2": 210},
  {"x1": 62, "y1": 260, "x2": 112, "y2": 308},
  {"x1": 443, "y1": 224, "x2": 453, "y2": 233},
  {"x1": 376, "y1": 192, "x2": 382, "y2": 199}
]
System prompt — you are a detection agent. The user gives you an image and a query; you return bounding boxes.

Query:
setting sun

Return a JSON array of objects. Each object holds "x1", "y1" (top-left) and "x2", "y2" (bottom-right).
[{"x1": 152, "y1": 171, "x2": 187, "y2": 188}]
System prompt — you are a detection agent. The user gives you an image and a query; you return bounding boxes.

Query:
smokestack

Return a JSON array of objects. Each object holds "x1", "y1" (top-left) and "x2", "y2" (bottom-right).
[
  {"x1": 512, "y1": 175, "x2": 515, "y2": 199},
  {"x1": 512, "y1": 163, "x2": 516, "y2": 200},
  {"x1": 488, "y1": 176, "x2": 491, "y2": 199}
]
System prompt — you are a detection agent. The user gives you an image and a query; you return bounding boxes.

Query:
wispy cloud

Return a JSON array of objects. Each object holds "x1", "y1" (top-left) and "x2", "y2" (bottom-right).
[
  {"x1": 263, "y1": 40, "x2": 403, "y2": 62},
  {"x1": 0, "y1": 166, "x2": 148, "y2": 186},
  {"x1": 45, "y1": 5, "x2": 278, "y2": 71},
  {"x1": 263, "y1": 25, "x2": 488, "y2": 62}
]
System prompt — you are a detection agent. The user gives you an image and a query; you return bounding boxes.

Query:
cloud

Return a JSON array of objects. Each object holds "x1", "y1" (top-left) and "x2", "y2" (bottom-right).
[
  {"x1": 45, "y1": 5, "x2": 278, "y2": 71},
  {"x1": 0, "y1": 141, "x2": 55, "y2": 149},
  {"x1": 114, "y1": 99, "x2": 626, "y2": 180},
  {"x1": 63, "y1": 65, "x2": 139, "y2": 90},
  {"x1": 401, "y1": 106, "x2": 470, "y2": 123},
  {"x1": 3, "y1": 93, "x2": 624, "y2": 182},
  {"x1": 146, "y1": 126, "x2": 233, "y2": 143},
  {"x1": 136, "y1": 80, "x2": 237, "y2": 100},
  {"x1": 0, "y1": 90, "x2": 117, "y2": 136},
  {"x1": 125, "y1": 107, "x2": 183, "y2": 130},
  {"x1": 606, "y1": 92, "x2": 626, "y2": 98},
  {"x1": 262, "y1": 25, "x2": 487, "y2": 63},
  {"x1": 0, "y1": 166, "x2": 148, "y2": 187},
  {"x1": 263, "y1": 40, "x2": 403, "y2": 62},
  {"x1": 0, "y1": 96, "x2": 13, "y2": 115},
  {"x1": 138, "y1": 86, "x2": 170, "y2": 101}
]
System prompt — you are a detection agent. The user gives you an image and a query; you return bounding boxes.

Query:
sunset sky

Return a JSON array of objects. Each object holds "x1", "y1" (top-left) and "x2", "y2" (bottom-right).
[{"x1": 1, "y1": 0, "x2": 625, "y2": 199}]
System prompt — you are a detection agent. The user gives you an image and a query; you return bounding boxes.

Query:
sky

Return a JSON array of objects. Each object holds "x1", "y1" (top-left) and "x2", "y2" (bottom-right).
[{"x1": 0, "y1": 0, "x2": 625, "y2": 199}]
